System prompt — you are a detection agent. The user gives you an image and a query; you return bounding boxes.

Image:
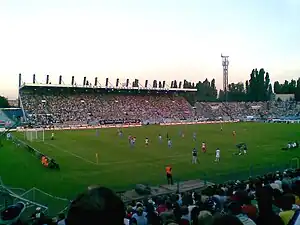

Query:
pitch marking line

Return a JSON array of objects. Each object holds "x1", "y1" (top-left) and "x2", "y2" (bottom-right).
[
  {"x1": 44, "y1": 142, "x2": 190, "y2": 166},
  {"x1": 44, "y1": 142, "x2": 99, "y2": 165}
]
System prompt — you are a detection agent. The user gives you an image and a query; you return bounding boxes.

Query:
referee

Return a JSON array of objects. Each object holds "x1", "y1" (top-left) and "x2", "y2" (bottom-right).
[{"x1": 165, "y1": 165, "x2": 173, "y2": 185}]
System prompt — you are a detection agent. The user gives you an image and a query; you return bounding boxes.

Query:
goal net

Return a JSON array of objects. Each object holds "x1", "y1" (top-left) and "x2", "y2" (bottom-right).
[{"x1": 24, "y1": 128, "x2": 45, "y2": 142}]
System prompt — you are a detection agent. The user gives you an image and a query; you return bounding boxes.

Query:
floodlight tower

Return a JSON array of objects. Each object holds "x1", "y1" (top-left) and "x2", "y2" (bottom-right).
[{"x1": 221, "y1": 54, "x2": 229, "y2": 101}]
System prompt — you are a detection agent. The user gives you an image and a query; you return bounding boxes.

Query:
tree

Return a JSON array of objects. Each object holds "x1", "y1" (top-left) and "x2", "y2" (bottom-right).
[
  {"x1": 295, "y1": 78, "x2": 300, "y2": 101},
  {"x1": 0, "y1": 96, "x2": 9, "y2": 108},
  {"x1": 273, "y1": 79, "x2": 298, "y2": 97},
  {"x1": 227, "y1": 82, "x2": 246, "y2": 101},
  {"x1": 268, "y1": 84, "x2": 273, "y2": 100},
  {"x1": 257, "y1": 68, "x2": 265, "y2": 100},
  {"x1": 248, "y1": 69, "x2": 257, "y2": 101},
  {"x1": 210, "y1": 79, "x2": 218, "y2": 99},
  {"x1": 247, "y1": 68, "x2": 272, "y2": 101},
  {"x1": 289, "y1": 79, "x2": 297, "y2": 94},
  {"x1": 282, "y1": 80, "x2": 289, "y2": 94},
  {"x1": 218, "y1": 90, "x2": 225, "y2": 101},
  {"x1": 274, "y1": 81, "x2": 281, "y2": 94},
  {"x1": 264, "y1": 72, "x2": 271, "y2": 100},
  {"x1": 194, "y1": 78, "x2": 218, "y2": 101},
  {"x1": 245, "y1": 80, "x2": 250, "y2": 99}
]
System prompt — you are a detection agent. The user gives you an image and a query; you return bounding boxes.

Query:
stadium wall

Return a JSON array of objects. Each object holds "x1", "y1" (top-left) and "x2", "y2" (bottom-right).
[
  {"x1": 3, "y1": 119, "x2": 300, "y2": 133},
  {"x1": 160, "y1": 120, "x2": 239, "y2": 126}
]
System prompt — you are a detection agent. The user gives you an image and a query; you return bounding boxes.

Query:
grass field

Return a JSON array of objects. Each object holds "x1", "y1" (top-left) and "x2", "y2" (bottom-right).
[{"x1": 1, "y1": 122, "x2": 300, "y2": 203}]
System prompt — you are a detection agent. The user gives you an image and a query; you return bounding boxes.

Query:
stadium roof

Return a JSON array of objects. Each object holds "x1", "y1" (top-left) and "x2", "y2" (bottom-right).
[{"x1": 20, "y1": 83, "x2": 197, "y2": 92}]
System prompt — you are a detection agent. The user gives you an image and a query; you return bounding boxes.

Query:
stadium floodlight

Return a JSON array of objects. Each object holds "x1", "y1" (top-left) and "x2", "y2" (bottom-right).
[{"x1": 24, "y1": 128, "x2": 45, "y2": 142}]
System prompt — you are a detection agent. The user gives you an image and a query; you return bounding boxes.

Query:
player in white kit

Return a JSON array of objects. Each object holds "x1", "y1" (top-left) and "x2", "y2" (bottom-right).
[
  {"x1": 168, "y1": 139, "x2": 172, "y2": 148},
  {"x1": 158, "y1": 134, "x2": 162, "y2": 143},
  {"x1": 215, "y1": 148, "x2": 220, "y2": 162},
  {"x1": 145, "y1": 137, "x2": 149, "y2": 146}
]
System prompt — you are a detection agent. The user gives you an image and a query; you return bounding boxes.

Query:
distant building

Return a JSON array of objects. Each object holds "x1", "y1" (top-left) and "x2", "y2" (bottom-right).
[
  {"x1": 8, "y1": 99, "x2": 18, "y2": 107},
  {"x1": 275, "y1": 94, "x2": 295, "y2": 101}
]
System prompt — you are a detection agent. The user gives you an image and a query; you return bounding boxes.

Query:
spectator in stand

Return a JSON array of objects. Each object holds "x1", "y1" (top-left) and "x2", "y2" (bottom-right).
[
  {"x1": 227, "y1": 201, "x2": 256, "y2": 225},
  {"x1": 131, "y1": 207, "x2": 147, "y2": 225},
  {"x1": 212, "y1": 214, "x2": 244, "y2": 225},
  {"x1": 21, "y1": 88, "x2": 300, "y2": 126},
  {"x1": 255, "y1": 187, "x2": 284, "y2": 225},
  {"x1": 160, "y1": 201, "x2": 175, "y2": 224},
  {"x1": 145, "y1": 203, "x2": 160, "y2": 225},
  {"x1": 65, "y1": 186, "x2": 125, "y2": 225},
  {"x1": 21, "y1": 92, "x2": 194, "y2": 125},
  {"x1": 57, "y1": 213, "x2": 66, "y2": 225},
  {"x1": 279, "y1": 193, "x2": 296, "y2": 225},
  {"x1": 6, "y1": 167, "x2": 300, "y2": 225},
  {"x1": 180, "y1": 206, "x2": 190, "y2": 225},
  {"x1": 197, "y1": 210, "x2": 213, "y2": 225}
]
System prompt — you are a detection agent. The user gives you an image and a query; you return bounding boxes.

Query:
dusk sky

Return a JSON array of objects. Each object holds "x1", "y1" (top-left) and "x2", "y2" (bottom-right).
[{"x1": 0, "y1": 0, "x2": 299, "y2": 99}]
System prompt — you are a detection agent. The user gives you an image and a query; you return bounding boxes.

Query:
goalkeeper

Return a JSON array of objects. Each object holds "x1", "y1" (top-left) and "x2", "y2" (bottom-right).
[
  {"x1": 236, "y1": 143, "x2": 247, "y2": 155},
  {"x1": 51, "y1": 133, "x2": 55, "y2": 140}
]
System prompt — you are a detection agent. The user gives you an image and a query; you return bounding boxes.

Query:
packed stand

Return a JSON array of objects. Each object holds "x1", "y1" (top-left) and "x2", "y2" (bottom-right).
[
  {"x1": 20, "y1": 93, "x2": 193, "y2": 125},
  {"x1": 5, "y1": 168, "x2": 300, "y2": 225},
  {"x1": 21, "y1": 90, "x2": 300, "y2": 125},
  {"x1": 195, "y1": 101, "x2": 299, "y2": 120},
  {"x1": 266, "y1": 101, "x2": 300, "y2": 118}
]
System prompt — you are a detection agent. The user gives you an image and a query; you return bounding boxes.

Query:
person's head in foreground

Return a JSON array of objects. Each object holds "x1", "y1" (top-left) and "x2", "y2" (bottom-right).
[{"x1": 66, "y1": 186, "x2": 125, "y2": 225}]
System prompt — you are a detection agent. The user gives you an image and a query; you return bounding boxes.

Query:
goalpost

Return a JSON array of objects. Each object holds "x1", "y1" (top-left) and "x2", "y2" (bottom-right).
[{"x1": 24, "y1": 128, "x2": 45, "y2": 142}]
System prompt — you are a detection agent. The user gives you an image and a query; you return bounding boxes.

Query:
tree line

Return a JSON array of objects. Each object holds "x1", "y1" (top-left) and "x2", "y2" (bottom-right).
[
  {"x1": 0, "y1": 96, "x2": 9, "y2": 108},
  {"x1": 178, "y1": 68, "x2": 300, "y2": 103}
]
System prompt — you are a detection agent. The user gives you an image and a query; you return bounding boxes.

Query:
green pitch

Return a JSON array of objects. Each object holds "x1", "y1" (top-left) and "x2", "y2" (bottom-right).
[{"x1": 1, "y1": 123, "x2": 300, "y2": 200}]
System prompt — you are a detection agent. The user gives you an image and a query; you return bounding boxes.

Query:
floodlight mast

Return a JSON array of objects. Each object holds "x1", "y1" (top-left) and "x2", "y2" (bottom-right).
[{"x1": 221, "y1": 54, "x2": 229, "y2": 102}]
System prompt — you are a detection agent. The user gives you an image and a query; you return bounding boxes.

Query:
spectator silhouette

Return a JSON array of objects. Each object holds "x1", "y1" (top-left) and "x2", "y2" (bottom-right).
[{"x1": 66, "y1": 186, "x2": 125, "y2": 225}]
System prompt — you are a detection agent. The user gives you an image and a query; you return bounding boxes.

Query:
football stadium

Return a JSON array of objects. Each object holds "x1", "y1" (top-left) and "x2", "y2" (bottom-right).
[{"x1": 1, "y1": 72, "x2": 300, "y2": 225}]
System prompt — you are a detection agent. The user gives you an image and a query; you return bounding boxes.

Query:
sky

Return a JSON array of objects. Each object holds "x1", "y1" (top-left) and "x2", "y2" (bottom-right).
[{"x1": 0, "y1": 0, "x2": 299, "y2": 99}]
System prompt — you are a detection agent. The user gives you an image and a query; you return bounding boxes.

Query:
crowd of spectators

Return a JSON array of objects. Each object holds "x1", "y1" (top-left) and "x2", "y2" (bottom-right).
[
  {"x1": 20, "y1": 93, "x2": 193, "y2": 125},
  {"x1": 4, "y1": 168, "x2": 300, "y2": 225},
  {"x1": 20, "y1": 92, "x2": 300, "y2": 125},
  {"x1": 194, "y1": 101, "x2": 300, "y2": 120}
]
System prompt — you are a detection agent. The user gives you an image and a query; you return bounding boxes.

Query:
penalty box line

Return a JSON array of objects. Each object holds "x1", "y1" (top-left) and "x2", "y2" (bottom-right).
[{"x1": 44, "y1": 142, "x2": 190, "y2": 166}]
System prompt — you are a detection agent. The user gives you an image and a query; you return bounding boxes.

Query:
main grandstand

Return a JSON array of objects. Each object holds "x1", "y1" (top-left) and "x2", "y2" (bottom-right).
[
  {"x1": 1, "y1": 76, "x2": 300, "y2": 225},
  {"x1": 19, "y1": 84, "x2": 194, "y2": 126},
  {"x1": 19, "y1": 88, "x2": 300, "y2": 127}
]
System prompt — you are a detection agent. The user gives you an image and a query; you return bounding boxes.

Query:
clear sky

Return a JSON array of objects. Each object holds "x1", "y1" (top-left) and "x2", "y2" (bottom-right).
[{"x1": 0, "y1": 0, "x2": 299, "y2": 99}]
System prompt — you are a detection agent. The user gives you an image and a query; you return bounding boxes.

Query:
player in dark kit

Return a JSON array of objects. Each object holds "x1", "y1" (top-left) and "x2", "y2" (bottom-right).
[
  {"x1": 236, "y1": 143, "x2": 247, "y2": 155},
  {"x1": 192, "y1": 148, "x2": 198, "y2": 164}
]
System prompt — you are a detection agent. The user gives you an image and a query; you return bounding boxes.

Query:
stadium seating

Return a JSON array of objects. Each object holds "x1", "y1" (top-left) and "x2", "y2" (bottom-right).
[
  {"x1": 20, "y1": 92, "x2": 194, "y2": 125},
  {"x1": 20, "y1": 89, "x2": 300, "y2": 126},
  {"x1": 195, "y1": 101, "x2": 300, "y2": 120}
]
